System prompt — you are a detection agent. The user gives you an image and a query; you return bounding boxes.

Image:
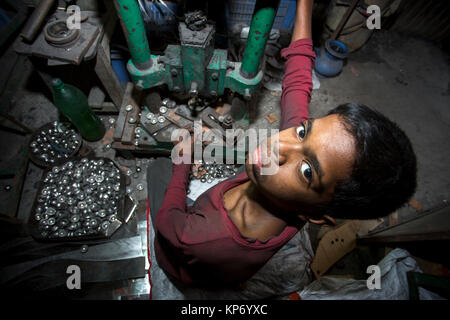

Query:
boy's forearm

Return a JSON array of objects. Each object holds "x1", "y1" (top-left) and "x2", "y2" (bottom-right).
[{"x1": 291, "y1": 0, "x2": 314, "y2": 43}]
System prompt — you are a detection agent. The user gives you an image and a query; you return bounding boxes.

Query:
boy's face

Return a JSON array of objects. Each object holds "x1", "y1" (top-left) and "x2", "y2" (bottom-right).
[{"x1": 245, "y1": 114, "x2": 356, "y2": 223}]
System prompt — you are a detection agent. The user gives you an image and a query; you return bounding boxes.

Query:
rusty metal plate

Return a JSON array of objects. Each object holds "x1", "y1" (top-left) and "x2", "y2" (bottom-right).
[{"x1": 14, "y1": 18, "x2": 101, "y2": 65}]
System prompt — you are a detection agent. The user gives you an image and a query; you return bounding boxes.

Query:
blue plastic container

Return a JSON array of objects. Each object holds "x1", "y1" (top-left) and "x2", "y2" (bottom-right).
[{"x1": 314, "y1": 40, "x2": 348, "y2": 77}]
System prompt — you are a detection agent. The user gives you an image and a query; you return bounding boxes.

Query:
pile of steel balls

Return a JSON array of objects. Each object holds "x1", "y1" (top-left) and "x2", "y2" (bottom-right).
[
  {"x1": 29, "y1": 121, "x2": 82, "y2": 166},
  {"x1": 33, "y1": 158, "x2": 123, "y2": 239},
  {"x1": 189, "y1": 161, "x2": 239, "y2": 185}
]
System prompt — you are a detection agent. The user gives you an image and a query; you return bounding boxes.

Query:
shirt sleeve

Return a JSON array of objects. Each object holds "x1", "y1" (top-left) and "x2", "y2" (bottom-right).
[
  {"x1": 154, "y1": 163, "x2": 192, "y2": 249},
  {"x1": 280, "y1": 38, "x2": 316, "y2": 130}
]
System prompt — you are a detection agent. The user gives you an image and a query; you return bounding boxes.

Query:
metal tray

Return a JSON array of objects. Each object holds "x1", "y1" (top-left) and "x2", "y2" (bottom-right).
[
  {"x1": 28, "y1": 156, "x2": 127, "y2": 242},
  {"x1": 28, "y1": 121, "x2": 82, "y2": 168}
]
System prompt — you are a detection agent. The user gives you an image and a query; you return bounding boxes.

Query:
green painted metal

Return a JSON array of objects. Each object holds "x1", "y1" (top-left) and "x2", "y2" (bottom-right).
[
  {"x1": 114, "y1": 0, "x2": 152, "y2": 70},
  {"x1": 241, "y1": 0, "x2": 280, "y2": 78},
  {"x1": 225, "y1": 62, "x2": 263, "y2": 95},
  {"x1": 112, "y1": 0, "x2": 271, "y2": 97},
  {"x1": 127, "y1": 55, "x2": 167, "y2": 89},
  {"x1": 164, "y1": 45, "x2": 185, "y2": 92},
  {"x1": 182, "y1": 45, "x2": 209, "y2": 92},
  {"x1": 206, "y1": 49, "x2": 227, "y2": 96}
]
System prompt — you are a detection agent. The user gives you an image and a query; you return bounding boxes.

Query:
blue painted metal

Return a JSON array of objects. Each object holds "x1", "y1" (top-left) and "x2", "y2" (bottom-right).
[
  {"x1": 226, "y1": 0, "x2": 296, "y2": 31},
  {"x1": 281, "y1": 0, "x2": 297, "y2": 30},
  {"x1": 111, "y1": 50, "x2": 130, "y2": 87},
  {"x1": 0, "y1": 8, "x2": 11, "y2": 27}
]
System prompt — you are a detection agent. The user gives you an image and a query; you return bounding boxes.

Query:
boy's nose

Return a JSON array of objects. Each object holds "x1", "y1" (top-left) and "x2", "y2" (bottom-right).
[{"x1": 277, "y1": 136, "x2": 303, "y2": 166}]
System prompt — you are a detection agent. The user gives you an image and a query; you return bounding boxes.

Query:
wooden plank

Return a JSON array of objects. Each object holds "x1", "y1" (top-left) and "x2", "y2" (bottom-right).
[
  {"x1": 358, "y1": 203, "x2": 450, "y2": 243},
  {"x1": 94, "y1": 7, "x2": 123, "y2": 110}
]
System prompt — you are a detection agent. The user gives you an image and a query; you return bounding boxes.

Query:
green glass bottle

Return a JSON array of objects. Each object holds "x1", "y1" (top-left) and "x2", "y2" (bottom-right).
[{"x1": 51, "y1": 78, "x2": 105, "y2": 141}]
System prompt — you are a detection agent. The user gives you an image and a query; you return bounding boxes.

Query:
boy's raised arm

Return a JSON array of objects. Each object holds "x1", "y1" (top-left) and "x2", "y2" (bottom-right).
[{"x1": 280, "y1": 0, "x2": 315, "y2": 130}]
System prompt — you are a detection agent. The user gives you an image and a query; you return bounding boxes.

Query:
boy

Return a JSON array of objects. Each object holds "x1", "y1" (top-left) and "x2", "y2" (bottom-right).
[{"x1": 147, "y1": 0, "x2": 417, "y2": 288}]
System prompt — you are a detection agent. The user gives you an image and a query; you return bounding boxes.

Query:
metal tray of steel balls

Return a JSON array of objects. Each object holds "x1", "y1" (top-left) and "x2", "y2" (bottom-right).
[
  {"x1": 28, "y1": 157, "x2": 127, "y2": 242},
  {"x1": 28, "y1": 121, "x2": 82, "y2": 168}
]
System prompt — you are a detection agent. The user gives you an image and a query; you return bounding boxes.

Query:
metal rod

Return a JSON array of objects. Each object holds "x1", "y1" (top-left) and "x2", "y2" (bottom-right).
[
  {"x1": 113, "y1": 0, "x2": 152, "y2": 70},
  {"x1": 20, "y1": 0, "x2": 56, "y2": 42},
  {"x1": 240, "y1": 0, "x2": 280, "y2": 79},
  {"x1": 0, "y1": 111, "x2": 34, "y2": 134},
  {"x1": 330, "y1": 0, "x2": 359, "y2": 40}
]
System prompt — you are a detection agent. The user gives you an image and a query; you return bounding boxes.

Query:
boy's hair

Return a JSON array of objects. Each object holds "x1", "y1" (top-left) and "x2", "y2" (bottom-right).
[{"x1": 320, "y1": 103, "x2": 417, "y2": 219}]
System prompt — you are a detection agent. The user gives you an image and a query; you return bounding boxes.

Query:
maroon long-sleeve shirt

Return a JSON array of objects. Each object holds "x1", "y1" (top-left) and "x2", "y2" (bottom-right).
[{"x1": 153, "y1": 39, "x2": 315, "y2": 286}]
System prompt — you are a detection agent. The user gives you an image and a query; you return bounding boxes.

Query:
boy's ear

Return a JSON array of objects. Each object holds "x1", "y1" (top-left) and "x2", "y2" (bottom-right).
[{"x1": 300, "y1": 214, "x2": 336, "y2": 226}]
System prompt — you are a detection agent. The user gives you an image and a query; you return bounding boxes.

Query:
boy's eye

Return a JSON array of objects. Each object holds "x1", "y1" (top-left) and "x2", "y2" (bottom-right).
[
  {"x1": 301, "y1": 161, "x2": 312, "y2": 182},
  {"x1": 296, "y1": 123, "x2": 306, "y2": 139}
]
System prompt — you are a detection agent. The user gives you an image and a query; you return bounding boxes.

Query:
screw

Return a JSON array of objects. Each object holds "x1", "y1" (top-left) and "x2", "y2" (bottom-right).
[
  {"x1": 211, "y1": 73, "x2": 218, "y2": 80},
  {"x1": 171, "y1": 69, "x2": 178, "y2": 77}
]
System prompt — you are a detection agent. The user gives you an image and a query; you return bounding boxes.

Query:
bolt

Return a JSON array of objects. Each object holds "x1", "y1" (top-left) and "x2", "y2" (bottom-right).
[
  {"x1": 108, "y1": 118, "x2": 116, "y2": 124},
  {"x1": 189, "y1": 81, "x2": 199, "y2": 97},
  {"x1": 244, "y1": 88, "x2": 251, "y2": 101},
  {"x1": 125, "y1": 105, "x2": 133, "y2": 112},
  {"x1": 136, "y1": 184, "x2": 144, "y2": 191},
  {"x1": 211, "y1": 73, "x2": 218, "y2": 80},
  {"x1": 171, "y1": 69, "x2": 178, "y2": 77},
  {"x1": 80, "y1": 244, "x2": 89, "y2": 253},
  {"x1": 128, "y1": 117, "x2": 137, "y2": 124},
  {"x1": 157, "y1": 116, "x2": 165, "y2": 123},
  {"x1": 136, "y1": 80, "x2": 144, "y2": 90},
  {"x1": 167, "y1": 100, "x2": 176, "y2": 109}
]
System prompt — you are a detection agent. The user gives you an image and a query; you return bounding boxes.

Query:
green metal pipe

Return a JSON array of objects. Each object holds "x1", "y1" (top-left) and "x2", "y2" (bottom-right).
[
  {"x1": 240, "y1": 0, "x2": 280, "y2": 78},
  {"x1": 113, "y1": 0, "x2": 152, "y2": 70}
]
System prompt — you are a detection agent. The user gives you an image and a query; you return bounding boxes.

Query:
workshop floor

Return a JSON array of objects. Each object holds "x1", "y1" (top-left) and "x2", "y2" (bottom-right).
[{"x1": 1, "y1": 30, "x2": 449, "y2": 296}]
